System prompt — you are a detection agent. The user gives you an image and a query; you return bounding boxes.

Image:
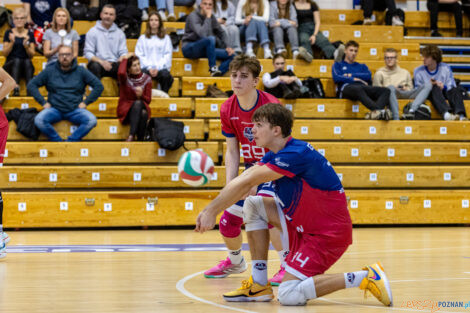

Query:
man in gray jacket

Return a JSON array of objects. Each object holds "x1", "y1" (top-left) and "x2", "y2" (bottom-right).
[
  {"x1": 84, "y1": 4, "x2": 128, "y2": 79},
  {"x1": 182, "y1": 0, "x2": 235, "y2": 76}
]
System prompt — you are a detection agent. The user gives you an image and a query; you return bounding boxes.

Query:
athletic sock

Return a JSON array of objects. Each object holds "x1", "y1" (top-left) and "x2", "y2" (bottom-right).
[
  {"x1": 278, "y1": 249, "x2": 289, "y2": 267},
  {"x1": 246, "y1": 42, "x2": 253, "y2": 51},
  {"x1": 344, "y1": 270, "x2": 369, "y2": 288},
  {"x1": 228, "y1": 248, "x2": 243, "y2": 264},
  {"x1": 252, "y1": 260, "x2": 268, "y2": 286}
]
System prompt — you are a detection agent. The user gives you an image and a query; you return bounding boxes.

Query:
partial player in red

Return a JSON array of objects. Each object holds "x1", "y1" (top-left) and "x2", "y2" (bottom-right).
[
  {"x1": 0, "y1": 68, "x2": 16, "y2": 259},
  {"x1": 196, "y1": 103, "x2": 393, "y2": 306},
  {"x1": 203, "y1": 55, "x2": 289, "y2": 285}
]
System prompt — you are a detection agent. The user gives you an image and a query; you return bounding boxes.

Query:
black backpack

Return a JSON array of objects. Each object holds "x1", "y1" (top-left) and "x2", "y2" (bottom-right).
[
  {"x1": 403, "y1": 102, "x2": 432, "y2": 120},
  {"x1": 302, "y1": 77, "x2": 325, "y2": 98},
  {"x1": 145, "y1": 118, "x2": 186, "y2": 151},
  {"x1": 0, "y1": 6, "x2": 12, "y2": 28}
]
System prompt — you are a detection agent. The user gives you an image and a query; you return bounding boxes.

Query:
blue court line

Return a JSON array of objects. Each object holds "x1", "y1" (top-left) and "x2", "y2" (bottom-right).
[{"x1": 4, "y1": 243, "x2": 270, "y2": 254}]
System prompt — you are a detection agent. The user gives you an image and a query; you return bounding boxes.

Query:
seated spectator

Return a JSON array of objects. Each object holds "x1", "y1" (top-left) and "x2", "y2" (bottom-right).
[
  {"x1": 66, "y1": 0, "x2": 100, "y2": 21},
  {"x1": 427, "y1": 0, "x2": 463, "y2": 37},
  {"x1": 373, "y1": 48, "x2": 433, "y2": 120},
  {"x1": 2, "y1": 8, "x2": 36, "y2": 96},
  {"x1": 27, "y1": 45, "x2": 104, "y2": 141},
  {"x1": 22, "y1": 0, "x2": 61, "y2": 27},
  {"x1": 414, "y1": 45, "x2": 467, "y2": 120},
  {"x1": 43, "y1": 8, "x2": 80, "y2": 66},
  {"x1": 117, "y1": 54, "x2": 152, "y2": 141},
  {"x1": 332, "y1": 40, "x2": 392, "y2": 120},
  {"x1": 362, "y1": 0, "x2": 403, "y2": 26},
  {"x1": 135, "y1": 12, "x2": 174, "y2": 95},
  {"x1": 182, "y1": 0, "x2": 235, "y2": 76},
  {"x1": 293, "y1": 0, "x2": 344, "y2": 63},
  {"x1": 269, "y1": 0, "x2": 300, "y2": 59},
  {"x1": 235, "y1": 0, "x2": 273, "y2": 58},
  {"x1": 262, "y1": 53, "x2": 302, "y2": 98},
  {"x1": 215, "y1": 0, "x2": 242, "y2": 54},
  {"x1": 84, "y1": 4, "x2": 128, "y2": 79}
]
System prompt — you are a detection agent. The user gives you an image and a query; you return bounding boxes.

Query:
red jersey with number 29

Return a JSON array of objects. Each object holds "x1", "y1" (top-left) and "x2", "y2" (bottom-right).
[{"x1": 220, "y1": 90, "x2": 280, "y2": 165}]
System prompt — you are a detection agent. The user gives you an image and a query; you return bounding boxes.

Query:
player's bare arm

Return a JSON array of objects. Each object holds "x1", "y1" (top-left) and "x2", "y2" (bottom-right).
[
  {"x1": 225, "y1": 137, "x2": 241, "y2": 184},
  {"x1": 0, "y1": 68, "x2": 17, "y2": 99},
  {"x1": 195, "y1": 165, "x2": 283, "y2": 233}
]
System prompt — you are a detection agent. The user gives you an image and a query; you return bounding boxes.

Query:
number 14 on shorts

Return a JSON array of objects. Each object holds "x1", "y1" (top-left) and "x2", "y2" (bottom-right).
[{"x1": 291, "y1": 252, "x2": 310, "y2": 268}]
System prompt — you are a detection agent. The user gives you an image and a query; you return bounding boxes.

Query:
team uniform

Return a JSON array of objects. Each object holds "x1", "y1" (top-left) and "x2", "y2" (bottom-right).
[
  {"x1": 1, "y1": 102, "x2": 10, "y2": 258},
  {"x1": 259, "y1": 137, "x2": 353, "y2": 279},
  {"x1": 219, "y1": 90, "x2": 279, "y2": 221}
]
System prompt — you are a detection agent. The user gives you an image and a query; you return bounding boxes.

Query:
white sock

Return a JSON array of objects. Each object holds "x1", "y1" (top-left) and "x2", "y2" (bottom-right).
[
  {"x1": 252, "y1": 260, "x2": 268, "y2": 285},
  {"x1": 444, "y1": 112, "x2": 452, "y2": 120},
  {"x1": 246, "y1": 42, "x2": 253, "y2": 51},
  {"x1": 228, "y1": 248, "x2": 243, "y2": 264},
  {"x1": 262, "y1": 43, "x2": 270, "y2": 52},
  {"x1": 344, "y1": 270, "x2": 368, "y2": 288},
  {"x1": 278, "y1": 249, "x2": 289, "y2": 267}
]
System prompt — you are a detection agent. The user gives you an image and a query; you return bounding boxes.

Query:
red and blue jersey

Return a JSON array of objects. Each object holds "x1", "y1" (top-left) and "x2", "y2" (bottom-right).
[
  {"x1": 220, "y1": 90, "x2": 279, "y2": 165},
  {"x1": 260, "y1": 138, "x2": 351, "y2": 239}
]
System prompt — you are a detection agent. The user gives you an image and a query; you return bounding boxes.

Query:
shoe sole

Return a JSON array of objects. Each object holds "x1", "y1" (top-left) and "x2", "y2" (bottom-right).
[
  {"x1": 204, "y1": 273, "x2": 229, "y2": 278},
  {"x1": 269, "y1": 281, "x2": 280, "y2": 286},
  {"x1": 375, "y1": 263, "x2": 393, "y2": 306},
  {"x1": 223, "y1": 294, "x2": 274, "y2": 302}
]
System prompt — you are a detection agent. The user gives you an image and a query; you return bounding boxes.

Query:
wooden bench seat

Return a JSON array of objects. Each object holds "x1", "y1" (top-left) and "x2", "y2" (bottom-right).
[
  {"x1": 3, "y1": 142, "x2": 218, "y2": 165},
  {"x1": 3, "y1": 97, "x2": 192, "y2": 118},
  {"x1": 221, "y1": 141, "x2": 470, "y2": 164},
  {"x1": 209, "y1": 119, "x2": 470, "y2": 141},
  {"x1": 3, "y1": 189, "x2": 469, "y2": 227},
  {"x1": 2, "y1": 165, "x2": 470, "y2": 189},
  {"x1": 7, "y1": 118, "x2": 204, "y2": 141}
]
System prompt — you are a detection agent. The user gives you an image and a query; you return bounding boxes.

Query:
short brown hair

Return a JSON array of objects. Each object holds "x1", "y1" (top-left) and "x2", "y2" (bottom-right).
[
  {"x1": 273, "y1": 53, "x2": 285, "y2": 64},
  {"x1": 385, "y1": 48, "x2": 397, "y2": 54},
  {"x1": 253, "y1": 103, "x2": 293, "y2": 138},
  {"x1": 421, "y1": 45, "x2": 442, "y2": 63},
  {"x1": 229, "y1": 54, "x2": 261, "y2": 77},
  {"x1": 345, "y1": 40, "x2": 359, "y2": 49}
]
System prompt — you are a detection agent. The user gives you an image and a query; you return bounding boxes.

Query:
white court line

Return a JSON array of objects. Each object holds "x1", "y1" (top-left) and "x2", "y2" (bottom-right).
[{"x1": 175, "y1": 270, "x2": 258, "y2": 313}]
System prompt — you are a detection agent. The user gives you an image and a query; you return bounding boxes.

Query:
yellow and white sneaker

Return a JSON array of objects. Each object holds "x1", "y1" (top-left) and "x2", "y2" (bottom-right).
[
  {"x1": 359, "y1": 262, "x2": 393, "y2": 306},
  {"x1": 223, "y1": 276, "x2": 274, "y2": 302}
]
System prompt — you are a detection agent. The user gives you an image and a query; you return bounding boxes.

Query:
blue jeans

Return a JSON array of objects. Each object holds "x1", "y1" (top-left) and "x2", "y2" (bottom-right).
[
  {"x1": 240, "y1": 19, "x2": 270, "y2": 46},
  {"x1": 167, "y1": 0, "x2": 195, "y2": 14},
  {"x1": 34, "y1": 107, "x2": 97, "y2": 141},
  {"x1": 182, "y1": 36, "x2": 234, "y2": 74},
  {"x1": 138, "y1": 0, "x2": 166, "y2": 10}
]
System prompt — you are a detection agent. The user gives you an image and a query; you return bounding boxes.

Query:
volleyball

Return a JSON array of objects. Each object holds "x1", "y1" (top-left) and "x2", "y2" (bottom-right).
[{"x1": 178, "y1": 150, "x2": 215, "y2": 187}]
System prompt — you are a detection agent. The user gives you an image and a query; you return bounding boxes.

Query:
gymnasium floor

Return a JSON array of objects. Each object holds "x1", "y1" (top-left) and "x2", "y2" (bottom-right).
[{"x1": 0, "y1": 227, "x2": 469, "y2": 313}]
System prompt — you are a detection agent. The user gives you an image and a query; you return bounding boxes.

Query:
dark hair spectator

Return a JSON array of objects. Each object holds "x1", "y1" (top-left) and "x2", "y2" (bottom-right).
[
  {"x1": 117, "y1": 54, "x2": 152, "y2": 141},
  {"x1": 2, "y1": 8, "x2": 36, "y2": 96},
  {"x1": 135, "y1": 11, "x2": 174, "y2": 94},
  {"x1": 263, "y1": 54, "x2": 302, "y2": 99}
]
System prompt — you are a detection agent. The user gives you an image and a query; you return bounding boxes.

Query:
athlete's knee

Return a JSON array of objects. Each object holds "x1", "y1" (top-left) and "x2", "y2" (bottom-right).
[
  {"x1": 219, "y1": 210, "x2": 243, "y2": 238},
  {"x1": 243, "y1": 196, "x2": 268, "y2": 232},
  {"x1": 278, "y1": 280, "x2": 308, "y2": 306}
]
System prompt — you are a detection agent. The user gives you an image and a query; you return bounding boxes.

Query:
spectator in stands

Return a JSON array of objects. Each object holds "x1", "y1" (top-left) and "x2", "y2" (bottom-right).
[
  {"x1": 268, "y1": 0, "x2": 300, "y2": 59},
  {"x1": 138, "y1": 0, "x2": 175, "y2": 21},
  {"x1": 235, "y1": 0, "x2": 273, "y2": 58},
  {"x1": 28, "y1": 45, "x2": 104, "y2": 141},
  {"x1": 293, "y1": 0, "x2": 344, "y2": 63},
  {"x1": 22, "y1": 0, "x2": 61, "y2": 27},
  {"x1": 66, "y1": 0, "x2": 100, "y2": 21},
  {"x1": 427, "y1": 0, "x2": 463, "y2": 37},
  {"x1": 373, "y1": 48, "x2": 433, "y2": 120},
  {"x1": 263, "y1": 53, "x2": 302, "y2": 99},
  {"x1": 332, "y1": 40, "x2": 392, "y2": 120},
  {"x1": 182, "y1": 0, "x2": 235, "y2": 76},
  {"x1": 414, "y1": 45, "x2": 467, "y2": 120},
  {"x1": 2, "y1": 8, "x2": 36, "y2": 97},
  {"x1": 135, "y1": 12, "x2": 174, "y2": 95},
  {"x1": 362, "y1": 0, "x2": 403, "y2": 26},
  {"x1": 84, "y1": 4, "x2": 128, "y2": 79},
  {"x1": 214, "y1": 0, "x2": 243, "y2": 54},
  {"x1": 0, "y1": 68, "x2": 16, "y2": 259},
  {"x1": 43, "y1": 8, "x2": 80, "y2": 65},
  {"x1": 117, "y1": 54, "x2": 152, "y2": 141}
]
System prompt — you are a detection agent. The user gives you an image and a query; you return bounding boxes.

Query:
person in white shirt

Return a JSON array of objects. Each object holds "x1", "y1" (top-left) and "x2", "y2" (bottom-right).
[
  {"x1": 235, "y1": 0, "x2": 272, "y2": 58},
  {"x1": 263, "y1": 54, "x2": 302, "y2": 98},
  {"x1": 135, "y1": 11, "x2": 174, "y2": 93},
  {"x1": 215, "y1": 0, "x2": 242, "y2": 54}
]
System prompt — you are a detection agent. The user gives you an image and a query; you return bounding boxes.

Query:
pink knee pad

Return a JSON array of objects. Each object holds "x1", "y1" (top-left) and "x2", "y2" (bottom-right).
[{"x1": 219, "y1": 211, "x2": 243, "y2": 238}]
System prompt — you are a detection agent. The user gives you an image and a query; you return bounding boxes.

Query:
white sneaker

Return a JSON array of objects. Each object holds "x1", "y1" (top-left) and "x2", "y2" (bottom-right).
[
  {"x1": 159, "y1": 11, "x2": 167, "y2": 22},
  {"x1": 141, "y1": 9, "x2": 149, "y2": 21},
  {"x1": 334, "y1": 44, "x2": 345, "y2": 62},
  {"x1": 363, "y1": 18, "x2": 373, "y2": 25},
  {"x1": 264, "y1": 49, "x2": 273, "y2": 59},
  {"x1": 391, "y1": 16, "x2": 403, "y2": 26},
  {"x1": 2, "y1": 232, "x2": 10, "y2": 245},
  {"x1": 246, "y1": 49, "x2": 256, "y2": 58}
]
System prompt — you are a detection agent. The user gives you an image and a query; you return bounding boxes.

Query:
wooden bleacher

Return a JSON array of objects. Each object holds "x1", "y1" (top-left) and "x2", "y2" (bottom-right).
[{"x1": 3, "y1": 5, "x2": 470, "y2": 228}]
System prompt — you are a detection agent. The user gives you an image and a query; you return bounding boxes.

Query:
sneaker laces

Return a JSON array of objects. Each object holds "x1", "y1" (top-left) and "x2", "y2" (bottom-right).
[
  {"x1": 238, "y1": 279, "x2": 253, "y2": 290},
  {"x1": 217, "y1": 258, "x2": 231, "y2": 269}
]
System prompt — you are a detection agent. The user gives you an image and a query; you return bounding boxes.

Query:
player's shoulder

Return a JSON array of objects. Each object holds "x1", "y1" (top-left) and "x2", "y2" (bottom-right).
[
  {"x1": 220, "y1": 94, "x2": 238, "y2": 111},
  {"x1": 258, "y1": 90, "x2": 280, "y2": 104},
  {"x1": 278, "y1": 138, "x2": 312, "y2": 156}
]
